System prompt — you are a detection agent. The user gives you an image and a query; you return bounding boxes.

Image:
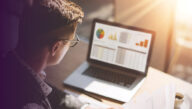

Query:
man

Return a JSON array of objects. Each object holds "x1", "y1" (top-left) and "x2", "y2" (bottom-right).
[{"x1": 0, "y1": 0, "x2": 119, "y2": 109}]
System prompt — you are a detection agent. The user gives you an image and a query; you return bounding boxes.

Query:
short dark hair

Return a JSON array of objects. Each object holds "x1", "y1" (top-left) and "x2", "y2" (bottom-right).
[{"x1": 18, "y1": 0, "x2": 84, "y2": 49}]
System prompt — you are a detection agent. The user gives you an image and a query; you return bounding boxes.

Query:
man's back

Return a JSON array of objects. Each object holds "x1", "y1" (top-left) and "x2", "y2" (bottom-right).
[{"x1": 0, "y1": 52, "x2": 47, "y2": 109}]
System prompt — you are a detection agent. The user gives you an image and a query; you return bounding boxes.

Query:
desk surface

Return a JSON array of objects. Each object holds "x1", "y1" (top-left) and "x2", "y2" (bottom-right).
[{"x1": 45, "y1": 41, "x2": 192, "y2": 105}]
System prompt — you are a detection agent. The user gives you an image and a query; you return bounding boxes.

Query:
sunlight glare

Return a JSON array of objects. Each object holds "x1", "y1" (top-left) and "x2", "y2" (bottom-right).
[{"x1": 176, "y1": 0, "x2": 192, "y2": 21}]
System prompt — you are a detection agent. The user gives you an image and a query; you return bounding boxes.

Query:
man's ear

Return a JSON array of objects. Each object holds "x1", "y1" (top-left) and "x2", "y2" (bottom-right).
[{"x1": 50, "y1": 41, "x2": 61, "y2": 56}]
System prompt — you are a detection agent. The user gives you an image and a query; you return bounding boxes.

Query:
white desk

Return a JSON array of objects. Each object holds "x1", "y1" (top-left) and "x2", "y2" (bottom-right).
[
  {"x1": 134, "y1": 67, "x2": 192, "y2": 99},
  {"x1": 46, "y1": 41, "x2": 192, "y2": 106}
]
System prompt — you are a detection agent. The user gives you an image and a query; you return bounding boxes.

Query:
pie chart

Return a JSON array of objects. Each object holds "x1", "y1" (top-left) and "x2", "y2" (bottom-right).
[{"x1": 96, "y1": 28, "x2": 105, "y2": 39}]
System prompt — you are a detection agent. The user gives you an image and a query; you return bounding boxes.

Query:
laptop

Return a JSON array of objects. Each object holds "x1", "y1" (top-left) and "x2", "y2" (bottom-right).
[{"x1": 64, "y1": 19, "x2": 155, "y2": 102}]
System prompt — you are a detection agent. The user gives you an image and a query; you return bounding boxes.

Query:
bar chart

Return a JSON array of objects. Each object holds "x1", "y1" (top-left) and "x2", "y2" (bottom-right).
[{"x1": 136, "y1": 40, "x2": 149, "y2": 48}]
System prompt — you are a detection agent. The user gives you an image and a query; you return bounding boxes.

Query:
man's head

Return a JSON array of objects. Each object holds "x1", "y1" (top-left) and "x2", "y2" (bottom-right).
[{"x1": 18, "y1": 0, "x2": 84, "y2": 65}]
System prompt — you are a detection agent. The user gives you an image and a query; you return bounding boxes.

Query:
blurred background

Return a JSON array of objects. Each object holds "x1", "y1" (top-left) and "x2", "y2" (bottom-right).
[{"x1": 1, "y1": 0, "x2": 192, "y2": 83}]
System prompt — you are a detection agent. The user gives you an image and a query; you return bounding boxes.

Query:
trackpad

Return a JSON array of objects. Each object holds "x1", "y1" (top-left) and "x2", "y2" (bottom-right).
[{"x1": 84, "y1": 77, "x2": 145, "y2": 102}]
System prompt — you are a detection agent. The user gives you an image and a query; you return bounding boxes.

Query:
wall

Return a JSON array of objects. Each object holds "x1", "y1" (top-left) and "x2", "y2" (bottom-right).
[{"x1": 114, "y1": 0, "x2": 176, "y2": 71}]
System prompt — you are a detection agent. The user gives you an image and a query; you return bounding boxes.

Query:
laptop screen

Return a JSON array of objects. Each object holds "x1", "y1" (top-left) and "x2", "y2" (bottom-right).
[{"x1": 90, "y1": 22, "x2": 153, "y2": 73}]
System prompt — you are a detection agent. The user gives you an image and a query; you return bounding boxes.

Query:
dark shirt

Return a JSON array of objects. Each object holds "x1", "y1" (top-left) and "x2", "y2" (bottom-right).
[{"x1": 0, "y1": 52, "x2": 84, "y2": 109}]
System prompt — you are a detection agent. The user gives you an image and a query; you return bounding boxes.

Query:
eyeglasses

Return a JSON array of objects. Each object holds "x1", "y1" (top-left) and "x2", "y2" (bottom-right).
[{"x1": 59, "y1": 34, "x2": 80, "y2": 47}]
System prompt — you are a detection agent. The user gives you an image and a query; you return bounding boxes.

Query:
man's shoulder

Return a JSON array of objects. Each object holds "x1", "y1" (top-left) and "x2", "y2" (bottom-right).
[
  {"x1": 0, "y1": 51, "x2": 22, "y2": 72},
  {"x1": 1, "y1": 52, "x2": 45, "y2": 108},
  {"x1": 1, "y1": 51, "x2": 33, "y2": 79}
]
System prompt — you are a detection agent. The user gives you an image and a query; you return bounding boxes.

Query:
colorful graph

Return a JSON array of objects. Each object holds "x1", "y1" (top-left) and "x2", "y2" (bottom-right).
[
  {"x1": 108, "y1": 33, "x2": 117, "y2": 41},
  {"x1": 96, "y1": 28, "x2": 105, "y2": 39},
  {"x1": 136, "y1": 40, "x2": 148, "y2": 48}
]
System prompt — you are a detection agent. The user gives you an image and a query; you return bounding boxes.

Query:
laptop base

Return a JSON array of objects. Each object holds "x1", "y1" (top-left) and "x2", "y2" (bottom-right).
[{"x1": 64, "y1": 62, "x2": 145, "y2": 102}]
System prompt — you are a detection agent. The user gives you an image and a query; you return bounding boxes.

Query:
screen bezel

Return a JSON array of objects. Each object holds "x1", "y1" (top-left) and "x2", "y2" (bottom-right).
[{"x1": 87, "y1": 19, "x2": 155, "y2": 76}]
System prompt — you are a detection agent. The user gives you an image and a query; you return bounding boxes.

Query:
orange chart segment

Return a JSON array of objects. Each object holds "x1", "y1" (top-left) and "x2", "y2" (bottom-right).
[{"x1": 136, "y1": 40, "x2": 148, "y2": 48}]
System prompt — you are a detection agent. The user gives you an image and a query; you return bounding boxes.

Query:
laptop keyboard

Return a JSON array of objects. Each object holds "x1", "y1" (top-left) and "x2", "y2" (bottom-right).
[{"x1": 83, "y1": 67, "x2": 136, "y2": 87}]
